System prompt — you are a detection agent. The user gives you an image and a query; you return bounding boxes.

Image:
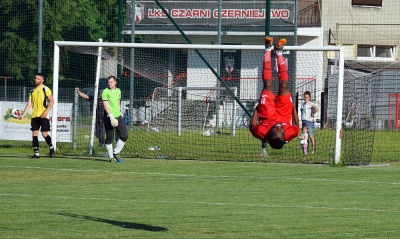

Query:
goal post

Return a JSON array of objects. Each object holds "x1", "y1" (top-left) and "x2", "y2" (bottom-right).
[
  {"x1": 52, "y1": 41, "x2": 345, "y2": 164},
  {"x1": 88, "y1": 38, "x2": 103, "y2": 156}
]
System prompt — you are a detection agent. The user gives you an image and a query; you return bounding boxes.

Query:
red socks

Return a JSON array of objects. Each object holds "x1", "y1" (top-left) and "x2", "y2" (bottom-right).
[
  {"x1": 277, "y1": 54, "x2": 288, "y2": 81},
  {"x1": 263, "y1": 50, "x2": 288, "y2": 81},
  {"x1": 262, "y1": 50, "x2": 272, "y2": 80}
]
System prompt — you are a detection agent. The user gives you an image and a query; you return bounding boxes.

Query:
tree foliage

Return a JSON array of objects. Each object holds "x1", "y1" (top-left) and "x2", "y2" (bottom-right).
[{"x1": 0, "y1": 0, "x2": 119, "y2": 82}]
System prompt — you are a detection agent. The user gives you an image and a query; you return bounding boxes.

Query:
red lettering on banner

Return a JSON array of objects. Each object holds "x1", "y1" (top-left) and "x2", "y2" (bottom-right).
[
  {"x1": 171, "y1": 9, "x2": 179, "y2": 17},
  {"x1": 228, "y1": 10, "x2": 235, "y2": 18},
  {"x1": 271, "y1": 9, "x2": 290, "y2": 19},
  {"x1": 202, "y1": 9, "x2": 210, "y2": 18},
  {"x1": 49, "y1": 116, "x2": 71, "y2": 122},
  {"x1": 148, "y1": 9, "x2": 167, "y2": 18},
  {"x1": 234, "y1": 10, "x2": 240, "y2": 18},
  {"x1": 254, "y1": 10, "x2": 265, "y2": 18},
  {"x1": 179, "y1": 9, "x2": 185, "y2": 17},
  {"x1": 227, "y1": 10, "x2": 234, "y2": 18},
  {"x1": 171, "y1": 9, "x2": 176, "y2": 17},
  {"x1": 260, "y1": 10, "x2": 265, "y2": 18},
  {"x1": 213, "y1": 9, "x2": 265, "y2": 18},
  {"x1": 58, "y1": 116, "x2": 70, "y2": 122},
  {"x1": 148, "y1": 8, "x2": 289, "y2": 19},
  {"x1": 194, "y1": 9, "x2": 200, "y2": 18},
  {"x1": 186, "y1": 9, "x2": 193, "y2": 17},
  {"x1": 281, "y1": 10, "x2": 289, "y2": 18},
  {"x1": 172, "y1": 9, "x2": 210, "y2": 18}
]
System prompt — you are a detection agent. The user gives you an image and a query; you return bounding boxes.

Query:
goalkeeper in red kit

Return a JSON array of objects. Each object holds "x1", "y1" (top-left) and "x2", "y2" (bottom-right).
[{"x1": 249, "y1": 38, "x2": 299, "y2": 149}]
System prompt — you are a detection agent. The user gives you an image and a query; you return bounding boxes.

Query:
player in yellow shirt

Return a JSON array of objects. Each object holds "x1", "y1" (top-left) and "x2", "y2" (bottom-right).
[{"x1": 19, "y1": 73, "x2": 55, "y2": 158}]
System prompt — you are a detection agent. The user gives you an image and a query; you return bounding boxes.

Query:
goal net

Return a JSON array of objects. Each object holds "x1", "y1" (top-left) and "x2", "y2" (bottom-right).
[{"x1": 52, "y1": 42, "x2": 378, "y2": 165}]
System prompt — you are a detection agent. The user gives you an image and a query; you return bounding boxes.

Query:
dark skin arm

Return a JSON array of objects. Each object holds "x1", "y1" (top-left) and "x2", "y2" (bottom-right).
[
  {"x1": 250, "y1": 109, "x2": 271, "y2": 143},
  {"x1": 250, "y1": 109, "x2": 258, "y2": 128},
  {"x1": 292, "y1": 103, "x2": 299, "y2": 127}
]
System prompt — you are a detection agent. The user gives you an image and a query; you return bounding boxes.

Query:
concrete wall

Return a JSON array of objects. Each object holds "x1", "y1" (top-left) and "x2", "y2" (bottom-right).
[{"x1": 320, "y1": 0, "x2": 400, "y2": 60}]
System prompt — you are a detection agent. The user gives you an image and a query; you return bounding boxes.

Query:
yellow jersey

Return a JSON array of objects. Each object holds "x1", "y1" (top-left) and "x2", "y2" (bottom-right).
[{"x1": 29, "y1": 85, "x2": 52, "y2": 118}]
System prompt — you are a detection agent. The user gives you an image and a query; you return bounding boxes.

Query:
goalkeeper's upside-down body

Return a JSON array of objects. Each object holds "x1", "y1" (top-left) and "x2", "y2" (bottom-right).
[{"x1": 249, "y1": 37, "x2": 299, "y2": 149}]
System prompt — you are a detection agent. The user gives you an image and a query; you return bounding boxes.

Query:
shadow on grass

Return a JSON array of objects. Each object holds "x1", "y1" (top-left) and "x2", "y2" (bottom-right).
[
  {"x1": 52, "y1": 155, "x2": 113, "y2": 163},
  {"x1": 55, "y1": 213, "x2": 168, "y2": 232}
]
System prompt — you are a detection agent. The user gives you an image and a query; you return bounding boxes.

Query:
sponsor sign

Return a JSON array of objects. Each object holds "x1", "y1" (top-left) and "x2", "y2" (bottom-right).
[
  {"x1": 0, "y1": 102, "x2": 73, "y2": 142},
  {"x1": 126, "y1": 1, "x2": 295, "y2": 31}
]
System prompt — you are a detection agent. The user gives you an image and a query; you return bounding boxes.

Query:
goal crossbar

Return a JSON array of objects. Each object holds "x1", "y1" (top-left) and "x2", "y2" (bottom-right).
[
  {"x1": 54, "y1": 41, "x2": 343, "y2": 51},
  {"x1": 52, "y1": 41, "x2": 345, "y2": 164}
]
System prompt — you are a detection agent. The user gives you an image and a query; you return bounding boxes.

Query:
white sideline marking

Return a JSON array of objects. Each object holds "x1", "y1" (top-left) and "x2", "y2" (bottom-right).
[
  {"x1": 1, "y1": 165, "x2": 400, "y2": 185},
  {"x1": 0, "y1": 193, "x2": 399, "y2": 214}
]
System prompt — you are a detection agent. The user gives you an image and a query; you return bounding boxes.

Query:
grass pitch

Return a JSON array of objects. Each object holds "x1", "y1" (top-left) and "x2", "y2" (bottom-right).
[{"x1": 0, "y1": 156, "x2": 399, "y2": 238}]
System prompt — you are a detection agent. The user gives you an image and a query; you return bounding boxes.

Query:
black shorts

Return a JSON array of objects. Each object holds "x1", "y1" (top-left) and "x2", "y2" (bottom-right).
[
  {"x1": 103, "y1": 115, "x2": 129, "y2": 143},
  {"x1": 31, "y1": 117, "x2": 51, "y2": 132}
]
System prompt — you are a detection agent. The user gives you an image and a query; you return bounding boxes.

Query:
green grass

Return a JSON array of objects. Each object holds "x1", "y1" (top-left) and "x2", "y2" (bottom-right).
[
  {"x1": 0, "y1": 128, "x2": 338, "y2": 163},
  {"x1": 372, "y1": 130, "x2": 400, "y2": 162},
  {"x1": 1, "y1": 157, "x2": 399, "y2": 238},
  {"x1": 0, "y1": 128, "x2": 398, "y2": 164}
]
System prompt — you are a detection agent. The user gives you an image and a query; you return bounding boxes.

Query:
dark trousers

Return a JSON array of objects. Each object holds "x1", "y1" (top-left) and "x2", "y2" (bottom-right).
[{"x1": 103, "y1": 115, "x2": 128, "y2": 145}]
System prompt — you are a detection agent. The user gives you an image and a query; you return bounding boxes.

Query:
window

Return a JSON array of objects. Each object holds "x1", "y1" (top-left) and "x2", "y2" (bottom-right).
[
  {"x1": 357, "y1": 45, "x2": 396, "y2": 61},
  {"x1": 376, "y1": 47, "x2": 392, "y2": 58},
  {"x1": 352, "y1": 0, "x2": 382, "y2": 7},
  {"x1": 357, "y1": 45, "x2": 373, "y2": 57}
]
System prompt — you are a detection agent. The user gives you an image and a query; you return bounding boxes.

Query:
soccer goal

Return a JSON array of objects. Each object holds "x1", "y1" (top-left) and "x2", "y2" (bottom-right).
[{"x1": 52, "y1": 41, "x2": 372, "y2": 165}]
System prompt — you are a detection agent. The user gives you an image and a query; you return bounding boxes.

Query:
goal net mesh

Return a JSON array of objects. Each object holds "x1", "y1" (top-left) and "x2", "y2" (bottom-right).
[{"x1": 55, "y1": 44, "x2": 379, "y2": 165}]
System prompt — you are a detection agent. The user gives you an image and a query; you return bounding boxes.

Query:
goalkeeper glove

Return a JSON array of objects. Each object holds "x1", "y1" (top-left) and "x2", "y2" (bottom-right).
[{"x1": 108, "y1": 114, "x2": 119, "y2": 127}]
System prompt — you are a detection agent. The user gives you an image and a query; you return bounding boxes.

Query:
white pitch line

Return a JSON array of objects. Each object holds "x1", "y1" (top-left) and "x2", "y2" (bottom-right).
[
  {"x1": 0, "y1": 193, "x2": 399, "y2": 214},
  {"x1": 1, "y1": 165, "x2": 400, "y2": 185}
]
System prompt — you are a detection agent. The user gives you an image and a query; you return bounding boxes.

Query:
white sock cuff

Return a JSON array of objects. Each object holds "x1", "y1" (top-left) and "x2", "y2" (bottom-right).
[
  {"x1": 106, "y1": 144, "x2": 114, "y2": 159},
  {"x1": 113, "y1": 139, "x2": 126, "y2": 155}
]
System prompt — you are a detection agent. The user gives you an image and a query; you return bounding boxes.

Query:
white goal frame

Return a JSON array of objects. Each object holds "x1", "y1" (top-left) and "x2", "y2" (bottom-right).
[{"x1": 52, "y1": 41, "x2": 345, "y2": 164}]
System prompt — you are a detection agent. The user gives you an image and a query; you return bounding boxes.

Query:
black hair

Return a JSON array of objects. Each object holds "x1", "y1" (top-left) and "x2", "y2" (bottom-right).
[
  {"x1": 108, "y1": 75, "x2": 117, "y2": 81},
  {"x1": 269, "y1": 137, "x2": 285, "y2": 149},
  {"x1": 36, "y1": 73, "x2": 45, "y2": 78}
]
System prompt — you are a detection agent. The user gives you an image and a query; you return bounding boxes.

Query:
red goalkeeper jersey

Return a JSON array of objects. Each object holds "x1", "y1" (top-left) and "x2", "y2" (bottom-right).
[{"x1": 252, "y1": 91, "x2": 299, "y2": 142}]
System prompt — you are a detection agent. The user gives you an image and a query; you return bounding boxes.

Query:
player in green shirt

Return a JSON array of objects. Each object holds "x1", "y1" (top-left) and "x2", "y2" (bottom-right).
[{"x1": 102, "y1": 76, "x2": 128, "y2": 162}]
